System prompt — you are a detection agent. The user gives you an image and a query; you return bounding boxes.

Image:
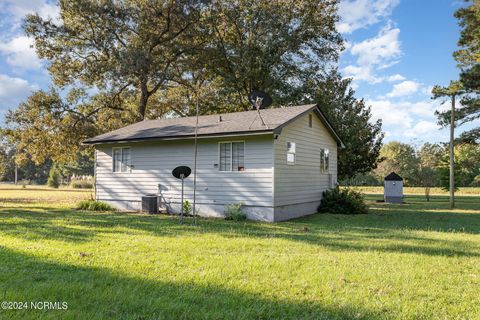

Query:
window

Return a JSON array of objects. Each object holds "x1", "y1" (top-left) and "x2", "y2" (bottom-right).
[
  {"x1": 113, "y1": 147, "x2": 131, "y2": 173},
  {"x1": 309, "y1": 114, "x2": 313, "y2": 128},
  {"x1": 287, "y1": 142, "x2": 296, "y2": 164},
  {"x1": 320, "y1": 148, "x2": 329, "y2": 173},
  {"x1": 219, "y1": 142, "x2": 244, "y2": 171}
]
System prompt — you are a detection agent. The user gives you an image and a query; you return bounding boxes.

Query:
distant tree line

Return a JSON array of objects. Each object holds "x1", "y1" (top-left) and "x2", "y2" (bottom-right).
[
  {"x1": 0, "y1": 137, "x2": 93, "y2": 184},
  {"x1": 342, "y1": 141, "x2": 480, "y2": 189}
]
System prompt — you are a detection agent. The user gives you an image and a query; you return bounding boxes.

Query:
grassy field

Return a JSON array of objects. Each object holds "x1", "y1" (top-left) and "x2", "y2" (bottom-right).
[{"x1": 0, "y1": 184, "x2": 479, "y2": 319}]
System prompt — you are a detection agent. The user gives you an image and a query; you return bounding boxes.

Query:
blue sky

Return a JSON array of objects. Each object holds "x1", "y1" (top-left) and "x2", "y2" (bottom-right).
[{"x1": 0, "y1": 0, "x2": 470, "y2": 145}]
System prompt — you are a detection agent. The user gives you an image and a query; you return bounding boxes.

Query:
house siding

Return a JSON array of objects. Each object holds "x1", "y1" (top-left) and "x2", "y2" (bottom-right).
[
  {"x1": 95, "y1": 135, "x2": 274, "y2": 220},
  {"x1": 273, "y1": 112, "x2": 338, "y2": 220}
]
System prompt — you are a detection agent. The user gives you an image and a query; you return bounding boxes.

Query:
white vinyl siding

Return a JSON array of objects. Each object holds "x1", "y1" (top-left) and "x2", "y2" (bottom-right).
[
  {"x1": 95, "y1": 135, "x2": 273, "y2": 207},
  {"x1": 113, "y1": 147, "x2": 131, "y2": 173},
  {"x1": 273, "y1": 112, "x2": 338, "y2": 206}
]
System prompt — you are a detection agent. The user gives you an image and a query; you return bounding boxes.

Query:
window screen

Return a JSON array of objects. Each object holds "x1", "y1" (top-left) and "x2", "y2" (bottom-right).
[
  {"x1": 320, "y1": 148, "x2": 330, "y2": 173},
  {"x1": 220, "y1": 142, "x2": 244, "y2": 171},
  {"x1": 113, "y1": 147, "x2": 131, "y2": 173},
  {"x1": 121, "y1": 148, "x2": 131, "y2": 172},
  {"x1": 232, "y1": 142, "x2": 244, "y2": 171},
  {"x1": 287, "y1": 142, "x2": 296, "y2": 164},
  {"x1": 113, "y1": 149, "x2": 122, "y2": 172},
  {"x1": 219, "y1": 142, "x2": 232, "y2": 171}
]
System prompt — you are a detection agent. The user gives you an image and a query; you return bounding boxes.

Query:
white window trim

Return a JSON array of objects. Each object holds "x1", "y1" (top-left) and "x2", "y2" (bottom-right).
[
  {"x1": 218, "y1": 141, "x2": 245, "y2": 172},
  {"x1": 287, "y1": 141, "x2": 296, "y2": 165},
  {"x1": 112, "y1": 146, "x2": 132, "y2": 173}
]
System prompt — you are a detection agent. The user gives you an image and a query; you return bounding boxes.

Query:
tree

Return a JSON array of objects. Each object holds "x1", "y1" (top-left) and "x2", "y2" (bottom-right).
[
  {"x1": 3, "y1": 89, "x2": 97, "y2": 164},
  {"x1": 202, "y1": 0, "x2": 343, "y2": 110},
  {"x1": 0, "y1": 135, "x2": 19, "y2": 182},
  {"x1": 418, "y1": 142, "x2": 444, "y2": 169},
  {"x1": 47, "y1": 164, "x2": 61, "y2": 188},
  {"x1": 418, "y1": 166, "x2": 437, "y2": 202},
  {"x1": 0, "y1": 146, "x2": 7, "y2": 181},
  {"x1": 432, "y1": 0, "x2": 480, "y2": 207},
  {"x1": 374, "y1": 141, "x2": 419, "y2": 185},
  {"x1": 454, "y1": 143, "x2": 480, "y2": 186},
  {"x1": 432, "y1": 81, "x2": 465, "y2": 209},
  {"x1": 58, "y1": 155, "x2": 95, "y2": 179},
  {"x1": 436, "y1": 143, "x2": 480, "y2": 191},
  {"x1": 25, "y1": 0, "x2": 205, "y2": 121},
  {"x1": 452, "y1": 0, "x2": 480, "y2": 143},
  {"x1": 312, "y1": 71, "x2": 384, "y2": 180},
  {"x1": 438, "y1": 157, "x2": 461, "y2": 193},
  {"x1": 417, "y1": 142, "x2": 444, "y2": 201}
]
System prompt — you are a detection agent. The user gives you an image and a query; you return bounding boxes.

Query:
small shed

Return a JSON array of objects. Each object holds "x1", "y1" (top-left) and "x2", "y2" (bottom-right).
[{"x1": 384, "y1": 172, "x2": 403, "y2": 203}]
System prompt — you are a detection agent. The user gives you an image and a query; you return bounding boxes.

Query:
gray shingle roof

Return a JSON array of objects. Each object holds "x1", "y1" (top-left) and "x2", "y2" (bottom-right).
[{"x1": 83, "y1": 104, "x2": 344, "y2": 146}]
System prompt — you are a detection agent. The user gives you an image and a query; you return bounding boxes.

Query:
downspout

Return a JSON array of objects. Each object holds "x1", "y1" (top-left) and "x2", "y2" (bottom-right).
[{"x1": 94, "y1": 149, "x2": 97, "y2": 200}]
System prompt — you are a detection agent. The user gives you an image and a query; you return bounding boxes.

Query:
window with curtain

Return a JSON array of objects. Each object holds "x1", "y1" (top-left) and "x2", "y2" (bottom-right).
[
  {"x1": 320, "y1": 148, "x2": 330, "y2": 173},
  {"x1": 112, "y1": 147, "x2": 131, "y2": 173},
  {"x1": 219, "y1": 142, "x2": 244, "y2": 171}
]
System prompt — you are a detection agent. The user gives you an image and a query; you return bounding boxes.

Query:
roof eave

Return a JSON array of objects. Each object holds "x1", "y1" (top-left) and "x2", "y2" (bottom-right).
[{"x1": 82, "y1": 129, "x2": 274, "y2": 146}]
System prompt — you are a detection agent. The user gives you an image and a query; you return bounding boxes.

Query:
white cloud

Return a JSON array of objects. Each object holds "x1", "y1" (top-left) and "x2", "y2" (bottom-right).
[
  {"x1": 0, "y1": 0, "x2": 59, "y2": 24},
  {"x1": 337, "y1": 0, "x2": 400, "y2": 34},
  {"x1": 343, "y1": 65, "x2": 383, "y2": 83},
  {"x1": 405, "y1": 121, "x2": 440, "y2": 137},
  {"x1": 343, "y1": 24, "x2": 402, "y2": 84},
  {"x1": 367, "y1": 99, "x2": 413, "y2": 129},
  {"x1": 387, "y1": 74, "x2": 406, "y2": 82},
  {"x1": 0, "y1": 36, "x2": 42, "y2": 70},
  {"x1": 0, "y1": 74, "x2": 38, "y2": 110},
  {"x1": 368, "y1": 98, "x2": 442, "y2": 121},
  {"x1": 386, "y1": 80, "x2": 422, "y2": 98},
  {"x1": 365, "y1": 98, "x2": 449, "y2": 142},
  {"x1": 350, "y1": 25, "x2": 402, "y2": 66}
]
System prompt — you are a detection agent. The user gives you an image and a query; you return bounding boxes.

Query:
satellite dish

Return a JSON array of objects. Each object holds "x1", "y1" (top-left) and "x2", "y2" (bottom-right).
[
  {"x1": 248, "y1": 90, "x2": 272, "y2": 110},
  {"x1": 172, "y1": 166, "x2": 191, "y2": 179},
  {"x1": 172, "y1": 166, "x2": 191, "y2": 224}
]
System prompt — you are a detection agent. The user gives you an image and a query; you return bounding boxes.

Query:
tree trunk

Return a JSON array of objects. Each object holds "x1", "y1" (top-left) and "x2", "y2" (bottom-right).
[
  {"x1": 137, "y1": 81, "x2": 149, "y2": 121},
  {"x1": 449, "y1": 95, "x2": 455, "y2": 209}
]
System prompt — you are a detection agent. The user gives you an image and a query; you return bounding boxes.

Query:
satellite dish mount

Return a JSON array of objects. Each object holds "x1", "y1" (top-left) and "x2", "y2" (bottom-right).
[
  {"x1": 248, "y1": 90, "x2": 272, "y2": 128},
  {"x1": 172, "y1": 166, "x2": 191, "y2": 223}
]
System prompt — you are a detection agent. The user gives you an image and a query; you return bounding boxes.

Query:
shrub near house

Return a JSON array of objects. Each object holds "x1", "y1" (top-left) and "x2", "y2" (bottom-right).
[{"x1": 318, "y1": 187, "x2": 368, "y2": 214}]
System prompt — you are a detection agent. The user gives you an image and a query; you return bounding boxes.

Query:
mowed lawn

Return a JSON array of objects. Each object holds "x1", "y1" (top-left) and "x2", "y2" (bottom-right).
[{"x1": 0, "y1": 185, "x2": 479, "y2": 319}]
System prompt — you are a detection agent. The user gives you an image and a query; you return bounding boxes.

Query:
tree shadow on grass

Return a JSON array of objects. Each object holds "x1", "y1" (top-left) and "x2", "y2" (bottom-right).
[
  {"x1": 1, "y1": 205, "x2": 479, "y2": 258},
  {"x1": 0, "y1": 247, "x2": 382, "y2": 320}
]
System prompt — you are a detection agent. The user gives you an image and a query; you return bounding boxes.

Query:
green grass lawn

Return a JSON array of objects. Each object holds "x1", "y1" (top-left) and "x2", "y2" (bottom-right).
[{"x1": 0, "y1": 184, "x2": 479, "y2": 319}]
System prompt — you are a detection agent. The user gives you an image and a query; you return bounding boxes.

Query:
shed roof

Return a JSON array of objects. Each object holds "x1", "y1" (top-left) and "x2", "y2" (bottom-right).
[
  {"x1": 384, "y1": 172, "x2": 403, "y2": 181},
  {"x1": 83, "y1": 104, "x2": 345, "y2": 147}
]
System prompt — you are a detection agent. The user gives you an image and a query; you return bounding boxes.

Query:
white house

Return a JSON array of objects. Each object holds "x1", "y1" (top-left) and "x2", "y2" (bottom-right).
[{"x1": 83, "y1": 104, "x2": 345, "y2": 222}]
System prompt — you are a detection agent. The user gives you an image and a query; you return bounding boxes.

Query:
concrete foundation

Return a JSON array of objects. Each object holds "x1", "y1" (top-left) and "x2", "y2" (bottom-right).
[
  {"x1": 273, "y1": 201, "x2": 320, "y2": 222},
  {"x1": 99, "y1": 198, "x2": 320, "y2": 222}
]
